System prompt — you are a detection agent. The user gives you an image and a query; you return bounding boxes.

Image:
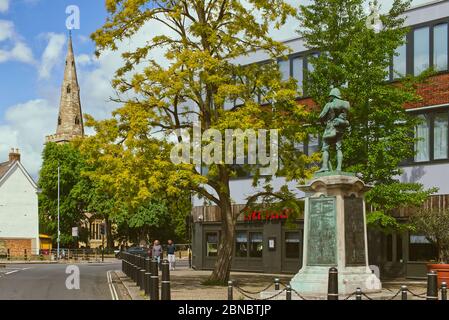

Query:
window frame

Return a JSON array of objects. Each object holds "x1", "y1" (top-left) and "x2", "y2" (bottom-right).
[{"x1": 406, "y1": 107, "x2": 449, "y2": 165}]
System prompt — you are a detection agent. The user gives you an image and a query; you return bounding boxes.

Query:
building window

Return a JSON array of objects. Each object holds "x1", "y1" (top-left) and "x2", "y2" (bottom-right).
[
  {"x1": 235, "y1": 231, "x2": 248, "y2": 257},
  {"x1": 67, "y1": 85, "x2": 71, "y2": 94},
  {"x1": 58, "y1": 117, "x2": 62, "y2": 125},
  {"x1": 75, "y1": 116, "x2": 80, "y2": 125},
  {"x1": 409, "y1": 235, "x2": 438, "y2": 262},
  {"x1": 433, "y1": 112, "x2": 448, "y2": 160},
  {"x1": 206, "y1": 233, "x2": 218, "y2": 257},
  {"x1": 434, "y1": 23, "x2": 448, "y2": 71},
  {"x1": 285, "y1": 232, "x2": 300, "y2": 259},
  {"x1": 249, "y1": 232, "x2": 263, "y2": 258},
  {"x1": 292, "y1": 57, "x2": 304, "y2": 95},
  {"x1": 396, "y1": 234, "x2": 403, "y2": 262},
  {"x1": 393, "y1": 39, "x2": 407, "y2": 78},
  {"x1": 278, "y1": 60, "x2": 290, "y2": 81},
  {"x1": 414, "y1": 27, "x2": 430, "y2": 75},
  {"x1": 414, "y1": 114, "x2": 430, "y2": 162}
]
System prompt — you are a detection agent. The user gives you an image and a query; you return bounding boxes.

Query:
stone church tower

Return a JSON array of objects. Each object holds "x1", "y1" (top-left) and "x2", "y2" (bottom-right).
[{"x1": 46, "y1": 33, "x2": 84, "y2": 144}]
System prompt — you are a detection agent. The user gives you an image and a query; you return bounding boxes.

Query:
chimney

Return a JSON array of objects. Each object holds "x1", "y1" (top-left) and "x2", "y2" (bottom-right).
[{"x1": 9, "y1": 148, "x2": 20, "y2": 162}]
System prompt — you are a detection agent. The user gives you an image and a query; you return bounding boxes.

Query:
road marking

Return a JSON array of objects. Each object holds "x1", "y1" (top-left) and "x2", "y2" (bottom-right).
[
  {"x1": 107, "y1": 270, "x2": 119, "y2": 300},
  {"x1": 5, "y1": 270, "x2": 19, "y2": 275}
]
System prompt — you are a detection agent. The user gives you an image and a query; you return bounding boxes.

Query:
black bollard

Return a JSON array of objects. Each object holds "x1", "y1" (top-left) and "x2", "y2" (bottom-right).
[
  {"x1": 134, "y1": 255, "x2": 139, "y2": 284},
  {"x1": 145, "y1": 256, "x2": 151, "y2": 296},
  {"x1": 426, "y1": 270, "x2": 438, "y2": 300},
  {"x1": 327, "y1": 267, "x2": 338, "y2": 300},
  {"x1": 274, "y1": 278, "x2": 280, "y2": 291},
  {"x1": 150, "y1": 258, "x2": 159, "y2": 300},
  {"x1": 188, "y1": 248, "x2": 192, "y2": 269},
  {"x1": 228, "y1": 281, "x2": 233, "y2": 300},
  {"x1": 161, "y1": 259, "x2": 171, "y2": 300},
  {"x1": 355, "y1": 288, "x2": 362, "y2": 300},
  {"x1": 401, "y1": 285, "x2": 408, "y2": 300},
  {"x1": 286, "y1": 285, "x2": 292, "y2": 300},
  {"x1": 24, "y1": 249, "x2": 27, "y2": 261},
  {"x1": 441, "y1": 282, "x2": 447, "y2": 301},
  {"x1": 139, "y1": 256, "x2": 146, "y2": 291}
]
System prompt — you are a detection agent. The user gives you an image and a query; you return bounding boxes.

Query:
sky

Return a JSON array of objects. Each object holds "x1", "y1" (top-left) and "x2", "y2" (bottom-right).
[{"x1": 0, "y1": 0, "x2": 434, "y2": 179}]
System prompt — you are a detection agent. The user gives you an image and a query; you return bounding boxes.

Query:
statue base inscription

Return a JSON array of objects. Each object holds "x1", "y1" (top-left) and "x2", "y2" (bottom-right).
[{"x1": 290, "y1": 174, "x2": 381, "y2": 295}]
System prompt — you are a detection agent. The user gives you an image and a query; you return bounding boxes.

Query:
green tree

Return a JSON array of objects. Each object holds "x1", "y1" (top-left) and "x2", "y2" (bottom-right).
[
  {"x1": 88, "y1": 0, "x2": 313, "y2": 284},
  {"x1": 298, "y1": 0, "x2": 436, "y2": 226},
  {"x1": 38, "y1": 142, "x2": 89, "y2": 246}
]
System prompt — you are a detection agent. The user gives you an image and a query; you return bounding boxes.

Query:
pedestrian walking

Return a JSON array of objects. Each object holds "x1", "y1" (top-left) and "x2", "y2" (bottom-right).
[
  {"x1": 152, "y1": 240, "x2": 162, "y2": 266},
  {"x1": 167, "y1": 240, "x2": 176, "y2": 271}
]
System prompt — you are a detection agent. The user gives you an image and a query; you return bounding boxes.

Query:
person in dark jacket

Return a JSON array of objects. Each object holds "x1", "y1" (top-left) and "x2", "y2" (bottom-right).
[{"x1": 167, "y1": 240, "x2": 176, "y2": 271}]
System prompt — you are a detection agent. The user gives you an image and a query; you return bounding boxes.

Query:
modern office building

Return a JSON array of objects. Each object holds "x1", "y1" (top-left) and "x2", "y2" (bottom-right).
[{"x1": 191, "y1": 0, "x2": 449, "y2": 279}]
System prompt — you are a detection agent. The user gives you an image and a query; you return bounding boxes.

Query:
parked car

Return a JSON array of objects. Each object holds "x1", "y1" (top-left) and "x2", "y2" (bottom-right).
[{"x1": 117, "y1": 246, "x2": 148, "y2": 259}]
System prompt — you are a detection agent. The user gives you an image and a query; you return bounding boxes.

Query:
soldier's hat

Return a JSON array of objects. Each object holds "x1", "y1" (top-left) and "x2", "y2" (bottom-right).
[{"x1": 329, "y1": 88, "x2": 342, "y2": 99}]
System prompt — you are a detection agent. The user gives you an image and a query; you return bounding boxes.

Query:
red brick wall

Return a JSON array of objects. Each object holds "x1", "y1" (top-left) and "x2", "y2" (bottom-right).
[
  {"x1": 405, "y1": 73, "x2": 449, "y2": 110},
  {"x1": 294, "y1": 72, "x2": 449, "y2": 111},
  {"x1": 0, "y1": 239, "x2": 32, "y2": 257}
]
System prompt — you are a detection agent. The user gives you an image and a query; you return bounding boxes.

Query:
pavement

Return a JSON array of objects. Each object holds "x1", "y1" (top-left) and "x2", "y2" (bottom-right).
[
  {"x1": 0, "y1": 260, "x2": 130, "y2": 300},
  {"x1": 114, "y1": 261, "x2": 432, "y2": 300},
  {"x1": 0, "y1": 259, "x2": 433, "y2": 300}
]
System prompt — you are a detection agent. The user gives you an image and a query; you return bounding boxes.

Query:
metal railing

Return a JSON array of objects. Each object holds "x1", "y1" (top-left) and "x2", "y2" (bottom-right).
[{"x1": 226, "y1": 269, "x2": 448, "y2": 301}]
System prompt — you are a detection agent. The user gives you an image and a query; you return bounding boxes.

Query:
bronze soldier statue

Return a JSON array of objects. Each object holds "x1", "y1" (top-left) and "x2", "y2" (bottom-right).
[{"x1": 316, "y1": 88, "x2": 350, "y2": 173}]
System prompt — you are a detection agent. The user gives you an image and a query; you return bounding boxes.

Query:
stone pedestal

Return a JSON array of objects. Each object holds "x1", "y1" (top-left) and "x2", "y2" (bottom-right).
[{"x1": 290, "y1": 172, "x2": 381, "y2": 295}]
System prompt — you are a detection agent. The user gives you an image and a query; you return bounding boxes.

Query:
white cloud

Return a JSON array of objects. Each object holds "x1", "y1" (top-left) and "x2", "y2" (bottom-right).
[
  {"x1": 0, "y1": 99, "x2": 57, "y2": 179},
  {"x1": 0, "y1": 20, "x2": 13, "y2": 41},
  {"x1": 0, "y1": 0, "x2": 9, "y2": 13},
  {"x1": 38, "y1": 33, "x2": 66, "y2": 79},
  {"x1": 0, "y1": 19, "x2": 35, "y2": 64}
]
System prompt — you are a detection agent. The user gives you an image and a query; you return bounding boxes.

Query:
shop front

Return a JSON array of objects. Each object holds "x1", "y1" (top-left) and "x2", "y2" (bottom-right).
[{"x1": 191, "y1": 205, "x2": 303, "y2": 274}]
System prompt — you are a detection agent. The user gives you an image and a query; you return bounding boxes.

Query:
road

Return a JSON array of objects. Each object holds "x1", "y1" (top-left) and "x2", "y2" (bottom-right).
[{"x1": 0, "y1": 261, "x2": 125, "y2": 300}]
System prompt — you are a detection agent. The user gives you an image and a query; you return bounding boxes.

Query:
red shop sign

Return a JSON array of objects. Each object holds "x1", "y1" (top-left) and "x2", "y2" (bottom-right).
[{"x1": 243, "y1": 208, "x2": 292, "y2": 222}]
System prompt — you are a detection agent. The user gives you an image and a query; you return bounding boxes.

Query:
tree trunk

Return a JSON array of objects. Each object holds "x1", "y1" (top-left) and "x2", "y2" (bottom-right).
[{"x1": 208, "y1": 201, "x2": 236, "y2": 285}]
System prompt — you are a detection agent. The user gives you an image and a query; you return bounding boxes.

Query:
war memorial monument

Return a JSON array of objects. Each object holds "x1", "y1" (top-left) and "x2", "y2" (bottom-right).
[{"x1": 289, "y1": 88, "x2": 382, "y2": 295}]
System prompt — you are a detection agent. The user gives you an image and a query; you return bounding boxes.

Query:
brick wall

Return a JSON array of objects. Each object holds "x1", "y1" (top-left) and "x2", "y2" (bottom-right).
[
  {"x1": 294, "y1": 72, "x2": 449, "y2": 111},
  {"x1": 405, "y1": 73, "x2": 449, "y2": 109},
  {"x1": 0, "y1": 239, "x2": 32, "y2": 257}
]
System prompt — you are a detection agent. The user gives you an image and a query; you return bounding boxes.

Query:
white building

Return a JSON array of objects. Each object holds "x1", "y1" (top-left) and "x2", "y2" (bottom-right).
[{"x1": 0, "y1": 149, "x2": 39, "y2": 256}]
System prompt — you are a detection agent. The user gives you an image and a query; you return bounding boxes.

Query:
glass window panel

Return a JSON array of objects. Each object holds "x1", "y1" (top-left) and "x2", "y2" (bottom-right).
[
  {"x1": 414, "y1": 27, "x2": 430, "y2": 75},
  {"x1": 292, "y1": 57, "x2": 304, "y2": 95},
  {"x1": 409, "y1": 234, "x2": 438, "y2": 261},
  {"x1": 393, "y1": 39, "x2": 407, "y2": 78},
  {"x1": 235, "y1": 231, "x2": 248, "y2": 257},
  {"x1": 278, "y1": 60, "x2": 290, "y2": 81},
  {"x1": 396, "y1": 234, "x2": 403, "y2": 262},
  {"x1": 433, "y1": 113, "x2": 448, "y2": 160},
  {"x1": 249, "y1": 232, "x2": 263, "y2": 258},
  {"x1": 206, "y1": 233, "x2": 218, "y2": 257},
  {"x1": 434, "y1": 24, "x2": 448, "y2": 71},
  {"x1": 285, "y1": 232, "x2": 300, "y2": 258},
  {"x1": 414, "y1": 114, "x2": 430, "y2": 162},
  {"x1": 386, "y1": 234, "x2": 393, "y2": 262}
]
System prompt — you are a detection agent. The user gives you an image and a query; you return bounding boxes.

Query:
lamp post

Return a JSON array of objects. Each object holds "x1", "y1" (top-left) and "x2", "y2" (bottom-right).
[{"x1": 57, "y1": 165, "x2": 60, "y2": 261}]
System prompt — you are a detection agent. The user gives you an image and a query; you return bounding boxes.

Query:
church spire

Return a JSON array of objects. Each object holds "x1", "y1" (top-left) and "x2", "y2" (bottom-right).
[{"x1": 46, "y1": 32, "x2": 84, "y2": 144}]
